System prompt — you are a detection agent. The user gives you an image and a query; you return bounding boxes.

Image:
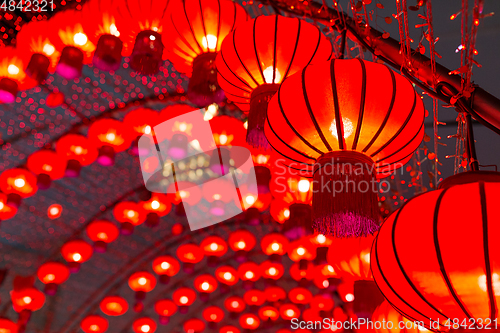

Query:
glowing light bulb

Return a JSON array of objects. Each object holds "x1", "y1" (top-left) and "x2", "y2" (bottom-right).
[
  {"x1": 223, "y1": 272, "x2": 232, "y2": 280},
  {"x1": 74, "y1": 146, "x2": 83, "y2": 154},
  {"x1": 298, "y1": 179, "x2": 310, "y2": 192},
  {"x1": 286, "y1": 309, "x2": 295, "y2": 317},
  {"x1": 201, "y1": 282, "x2": 210, "y2": 291},
  {"x1": 363, "y1": 253, "x2": 371, "y2": 263},
  {"x1": 245, "y1": 271, "x2": 254, "y2": 279},
  {"x1": 49, "y1": 207, "x2": 59, "y2": 215},
  {"x1": 213, "y1": 194, "x2": 221, "y2": 200},
  {"x1": 479, "y1": 273, "x2": 500, "y2": 295},
  {"x1": 179, "y1": 123, "x2": 187, "y2": 132},
  {"x1": 151, "y1": 200, "x2": 160, "y2": 210},
  {"x1": 127, "y1": 210, "x2": 135, "y2": 218},
  {"x1": 144, "y1": 125, "x2": 151, "y2": 134},
  {"x1": 345, "y1": 293, "x2": 354, "y2": 302},
  {"x1": 179, "y1": 191, "x2": 187, "y2": 198},
  {"x1": 284, "y1": 209, "x2": 290, "y2": 218},
  {"x1": 97, "y1": 232, "x2": 107, "y2": 240},
  {"x1": 138, "y1": 277, "x2": 147, "y2": 285},
  {"x1": 297, "y1": 247, "x2": 306, "y2": 256},
  {"x1": 243, "y1": 121, "x2": 248, "y2": 129},
  {"x1": 160, "y1": 262, "x2": 170, "y2": 270},
  {"x1": 72, "y1": 253, "x2": 82, "y2": 262},
  {"x1": 14, "y1": 178, "x2": 25, "y2": 188},
  {"x1": 180, "y1": 296, "x2": 188, "y2": 304},
  {"x1": 245, "y1": 195, "x2": 255, "y2": 205},
  {"x1": 7, "y1": 64, "x2": 19, "y2": 75},
  {"x1": 210, "y1": 243, "x2": 218, "y2": 251},
  {"x1": 141, "y1": 325, "x2": 150, "y2": 333},
  {"x1": 149, "y1": 35, "x2": 156, "y2": 41},
  {"x1": 231, "y1": 301, "x2": 239, "y2": 308},
  {"x1": 327, "y1": 265, "x2": 334, "y2": 273},
  {"x1": 330, "y1": 117, "x2": 353, "y2": 139},
  {"x1": 109, "y1": 23, "x2": 120, "y2": 37},
  {"x1": 73, "y1": 32, "x2": 88, "y2": 46},
  {"x1": 207, "y1": 104, "x2": 218, "y2": 115},
  {"x1": 263, "y1": 66, "x2": 281, "y2": 84},
  {"x1": 297, "y1": 294, "x2": 305, "y2": 301},
  {"x1": 237, "y1": 241, "x2": 246, "y2": 249},
  {"x1": 268, "y1": 267, "x2": 277, "y2": 276},
  {"x1": 106, "y1": 132, "x2": 116, "y2": 141},
  {"x1": 0, "y1": 202, "x2": 3, "y2": 210},
  {"x1": 46, "y1": 274, "x2": 55, "y2": 281},
  {"x1": 90, "y1": 325, "x2": 99, "y2": 331},
  {"x1": 316, "y1": 234, "x2": 326, "y2": 244},
  {"x1": 43, "y1": 43, "x2": 55, "y2": 56},
  {"x1": 202, "y1": 34, "x2": 217, "y2": 49},
  {"x1": 246, "y1": 317, "x2": 254, "y2": 325},
  {"x1": 323, "y1": 280, "x2": 329, "y2": 288},
  {"x1": 219, "y1": 134, "x2": 228, "y2": 145},
  {"x1": 271, "y1": 243, "x2": 280, "y2": 251},
  {"x1": 210, "y1": 314, "x2": 217, "y2": 320}
]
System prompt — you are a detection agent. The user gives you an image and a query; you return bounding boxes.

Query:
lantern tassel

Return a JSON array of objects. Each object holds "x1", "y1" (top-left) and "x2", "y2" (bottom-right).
[
  {"x1": 312, "y1": 151, "x2": 380, "y2": 237},
  {"x1": 247, "y1": 84, "x2": 279, "y2": 149}
]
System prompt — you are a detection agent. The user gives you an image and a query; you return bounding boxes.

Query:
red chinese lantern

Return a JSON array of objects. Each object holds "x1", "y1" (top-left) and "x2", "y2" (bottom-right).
[
  {"x1": 176, "y1": 243, "x2": 204, "y2": 273},
  {"x1": 220, "y1": 326, "x2": 240, "y2": 333},
  {"x1": 243, "y1": 289, "x2": 266, "y2": 307},
  {"x1": 0, "y1": 169, "x2": 38, "y2": 207},
  {"x1": 280, "y1": 304, "x2": 300, "y2": 320},
  {"x1": 36, "y1": 262, "x2": 70, "y2": 295},
  {"x1": 202, "y1": 177, "x2": 239, "y2": 217},
  {"x1": 260, "y1": 261, "x2": 284, "y2": 280},
  {"x1": 200, "y1": 235, "x2": 228, "y2": 266},
  {"x1": 26, "y1": 150, "x2": 67, "y2": 189},
  {"x1": 258, "y1": 306, "x2": 279, "y2": 321},
  {"x1": 237, "y1": 262, "x2": 261, "y2": 287},
  {"x1": 80, "y1": 315, "x2": 108, "y2": 333},
  {"x1": 239, "y1": 314, "x2": 260, "y2": 330},
  {"x1": 371, "y1": 301, "x2": 428, "y2": 333},
  {"x1": 371, "y1": 171, "x2": 500, "y2": 330},
  {"x1": 224, "y1": 296, "x2": 245, "y2": 315},
  {"x1": 0, "y1": 319, "x2": 17, "y2": 333},
  {"x1": 114, "y1": 0, "x2": 169, "y2": 75},
  {"x1": 60, "y1": 239, "x2": 93, "y2": 273},
  {"x1": 113, "y1": 201, "x2": 147, "y2": 234},
  {"x1": 154, "y1": 299, "x2": 177, "y2": 324},
  {"x1": 265, "y1": 59, "x2": 424, "y2": 237},
  {"x1": 80, "y1": 0, "x2": 123, "y2": 71},
  {"x1": 47, "y1": 204, "x2": 63, "y2": 219},
  {"x1": 311, "y1": 295, "x2": 335, "y2": 312},
  {"x1": 163, "y1": 0, "x2": 248, "y2": 106},
  {"x1": 209, "y1": 116, "x2": 247, "y2": 147},
  {"x1": 203, "y1": 306, "x2": 224, "y2": 326},
  {"x1": 183, "y1": 318, "x2": 205, "y2": 333},
  {"x1": 133, "y1": 317, "x2": 157, "y2": 333},
  {"x1": 194, "y1": 274, "x2": 218, "y2": 301},
  {"x1": 261, "y1": 233, "x2": 289, "y2": 261},
  {"x1": 49, "y1": 10, "x2": 95, "y2": 79},
  {"x1": 289, "y1": 261, "x2": 315, "y2": 283},
  {"x1": 16, "y1": 20, "x2": 59, "y2": 83},
  {"x1": 228, "y1": 229, "x2": 256, "y2": 262},
  {"x1": 167, "y1": 181, "x2": 202, "y2": 215},
  {"x1": 123, "y1": 108, "x2": 160, "y2": 156},
  {"x1": 287, "y1": 239, "x2": 316, "y2": 270},
  {"x1": 0, "y1": 192, "x2": 17, "y2": 221},
  {"x1": 128, "y1": 271, "x2": 157, "y2": 300},
  {"x1": 86, "y1": 220, "x2": 120, "y2": 252},
  {"x1": 288, "y1": 287, "x2": 313, "y2": 305},
  {"x1": 237, "y1": 187, "x2": 272, "y2": 226},
  {"x1": 88, "y1": 119, "x2": 133, "y2": 166},
  {"x1": 215, "y1": 266, "x2": 239, "y2": 287},
  {"x1": 216, "y1": 15, "x2": 332, "y2": 148},
  {"x1": 302, "y1": 308, "x2": 323, "y2": 322},
  {"x1": 314, "y1": 264, "x2": 339, "y2": 290},
  {"x1": 173, "y1": 287, "x2": 197, "y2": 313},
  {"x1": 264, "y1": 286, "x2": 286, "y2": 303},
  {"x1": 0, "y1": 47, "x2": 36, "y2": 103},
  {"x1": 56, "y1": 134, "x2": 98, "y2": 177},
  {"x1": 99, "y1": 296, "x2": 129, "y2": 316},
  {"x1": 141, "y1": 193, "x2": 172, "y2": 227},
  {"x1": 152, "y1": 255, "x2": 180, "y2": 284}
]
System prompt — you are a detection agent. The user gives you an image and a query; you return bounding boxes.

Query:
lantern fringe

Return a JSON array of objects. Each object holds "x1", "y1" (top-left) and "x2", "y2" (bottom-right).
[
  {"x1": 188, "y1": 52, "x2": 225, "y2": 107},
  {"x1": 312, "y1": 151, "x2": 380, "y2": 238},
  {"x1": 247, "y1": 84, "x2": 279, "y2": 149}
]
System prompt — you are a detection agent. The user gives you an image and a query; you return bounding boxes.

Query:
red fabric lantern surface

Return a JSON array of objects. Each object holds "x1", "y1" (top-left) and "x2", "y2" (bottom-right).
[
  {"x1": 216, "y1": 15, "x2": 332, "y2": 149},
  {"x1": 0, "y1": 319, "x2": 17, "y2": 333},
  {"x1": 124, "y1": 108, "x2": 160, "y2": 137},
  {"x1": 265, "y1": 59, "x2": 424, "y2": 237},
  {"x1": 80, "y1": 315, "x2": 108, "y2": 333},
  {"x1": 27, "y1": 150, "x2": 67, "y2": 189},
  {"x1": 203, "y1": 306, "x2": 225, "y2": 323},
  {"x1": 215, "y1": 266, "x2": 239, "y2": 286},
  {"x1": 194, "y1": 274, "x2": 218, "y2": 294},
  {"x1": 47, "y1": 204, "x2": 63, "y2": 219},
  {"x1": 141, "y1": 193, "x2": 172, "y2": 227},
  {"x1": 133, "y1": 317, "x2": 157, "y2": 333},
  {"x1": 239, "y1": 314, "x2": 260, "y2": 330},
  {"x1": 209, "y1": 116, "x2": 247, "y2": 147},
  {"x1": 99, "y1": 296, "x2": 129, "y2": 316},
  {"x1": 224, "y1": 296, "x2": 245, "y2": 313},
  {"x1": 0, "y1": 47, "x2": 36, "y2": 103},
  {"x1": 176, "y1": 243, "x2": 204, "y2": 264},
  {"x1": 183, "y1": 318, "x2": 205, "y2": 333},
  {"x1": 37, "y1": 262, "x2": 70, "y2": 294},
  {"x1": 372, "y1": 171, "x2": 500, "y2": 331},
  {"x1": 86, "y1": 220, "x2": 120, "y2": 252},
  {"x1": 88, "y1": 119, "x2": 133, "y2": 166},
  {"x1": 163, "y1": 0, "x2": 248, "y2": 106},
  {"x1": 155, "y1": 299, "x2": 177, "y2": 324},
  {"x1": 61, "y1": 239, "x2": 93, "y2": 272},
  {"x1": 56, "y1": 134, "x2": 98, "y2": 177},
  {"x1": 0, "y1": 192, "x2": 17, "y2": 220}
]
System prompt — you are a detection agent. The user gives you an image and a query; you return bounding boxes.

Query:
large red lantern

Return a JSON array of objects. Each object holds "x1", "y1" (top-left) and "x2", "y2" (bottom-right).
[
  {"x1": 133, "y1": 317, "x2": 157, "y2": 333},
  {"x1": 56, "y1": 134, "x2": 98, "y2": 177},
  {"x1": 86, "y1": 220, "x2": 120, "y2": 252},
  {"x1": 224, "y1": 296, "x2": 245, "y2": 315},
  {"x1": 36, "y1": 262, "x2": 70, "y2": 295},
  {"x1": 327, "y1": 234, "x2": 374, "y2": 281},
  {"x1": 80, "y1": 315, "x2": 108, "y2": 333},
  {"x1": 216, "y1": 15, "x2": 332, "y2": 148},
  {"x1": 10, "y1": 286, "x2": 46, "y2": 314},
  {"x1": 265, "y1": 59, "x2": 424, "y2": 237},
  {"x1": 372, "y1": 171, "x2": 500, "y2": 331},
  {"x1": 155, "y1": 299, "x2": 177, "y2": 324},
  {"x1": 0, "y1": 169, "x2": 38, "y2": 207},
  {"x1": 27, "y1": 150, "x2": 67, "y2": 189},
  {"x1": 88, "y1": 119, "x2": 133, "y2": 166},
  {"x1": 163, "y1": 0, "x2": 248, "y2": 106},
  {"x1": 0, "y1": 192, "x2": 17, "y2": 221},
  {"x1": 99, "y1": 296, "x2": 129, "y2": 316},
  {"x1": 152, "y1": 255, "x2": 180, "y2": 284},
  {"x1": 0, "y1": 47, "x2": 36, "y2": 103},
  {"x1": 61, "y1": 239, "x2": 94, "y2": 273}
]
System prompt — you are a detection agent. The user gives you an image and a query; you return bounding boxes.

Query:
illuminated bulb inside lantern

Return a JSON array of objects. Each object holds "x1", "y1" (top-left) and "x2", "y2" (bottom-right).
[
  {"x1": 7, "y1": 64, "x2": 19, "y2": 75},
  {"x1": 180, "y1": 296, "x2": 188, "y2": 304},
  {"x1": 73, "y1": 32, "x2": 88, "y2": 46},
  {"x1": 149, "y1": 35, "x2": 156, "y2": 41},
  {"x1": 362, "y1": 253, "x2": 371, "y2": 263},
  {"x1": 298, "y1": 179, "x2": 310, "y2": 192},
  {"x1": 179, "y1": 123, "x2": 187, "y2": 132},
  {"x1": 271, "y1": 243, "x2": 280, "y2": 251},
  {"x1": 256, "y1": 154, "x2": 268, "y2": 164},
  {"x1": 246, "y1": 317, "x2": 254, "y2": 325},
  {"x1": 237, "y1": 241, "x2": 246, "y2": 249},
  {"x1": 231, "y1": 301, "x2": 239, "y2": 308},
  {"x1": 296, "y1": 294, "x2": 305, "y2": 301},
  {"x1": 323, "y1": 280, "x2": 329, "y2": 288},
  {"x1": 97, "y1": 232, "x2": 107, "y2": 240},
  {"x1": 345, "y1": 293, "x2": 354, "y2": 302},
  {"x1": 144, "y1": 125, "x2": 151, "y2": 135},
  {"x1": 127, "y1": 210, "x2": 135, "y2": 218},
  {"x1": 283, "y1": 209, "x2": 290, "y2": 218},
  {"x1": 263, "y1": 66, "x2": 281, "y2": 84},
  {"x1": 160, "y1": 262, "x2": 170, "y2": 270},
  {"x1": 478, "y1": 273, "x2": 500, "y2": 295},
  {"x1": 46, "y1": 274, "x2": 55, "y2": 281},
  {"x1": 140, "y1": 325, "x2": 151, "y2": 333},
  {"x1": 297, "y1": 247, "x2": 305, "y2": 256},
  {"x1": 90, "y1": 324, "x2": 99, "y2": 331},
  {"x1": 201, "y1": 282, "x2": 210, "y2": 291},
  {"x1": 210, "y1": 243, "x2": 218, "y2": 251},
  {"x1": 106, "y1": 132, "x2": 116, "y2": 141},
  {"x1": 0, "y1": 202, "x2": 3, "y2": 210},
  {"x1": 330, "y1": 117, "x2": 353, "y2": 139},
  {"x1": 210, "y1": 314, "x2": 217, "y2": 320},
  {"x1": 316, "y1": 234, "x2": 326, "y2": 244},
  {"x1": 151, "y1": 200, "x2": 160, "y2": 210},
  {"x1": 14, "y1": 178, "x2": 26, "y2": 188},
  {"x1": 138, "y1": 277, "x2": 147, "y2": 285},
  {"x1": 109, "y1": 23, "x2": 120, "y2": 37},
  {"x1": 245, "y1": 271, "x2": 254, "y2": 279},
  {"x1": 179, "y1": 191, "x2": 188, "y2": 199},
  {"x1": 207, "y1": 104, "x2": 217, "y2": 115},
  {"x1": 327, "y1": 265, "x2": 334, "y2": 273},
  {"x1": 286, "y1": 309, "x2": 295, "y2": 317},
  {"x1": 245, "y1": 195, "x2": 255, "y2": 205},
  {"x1": 74, "y1": 146, "x2": 83, "y2": 155},
  {"x1": 223, "y1": 272, "x2": 232, "y2": 280},
  {"x1": 268, "y1": 267, "x2": 277, "y2": 276},
  {"x1": 243, "y1": 121, "x2": 248, "y2": 129},
  {"x1": 43, "y1": 164, "x2": 53, "y2": 172},
  {"x1": 72, "y1": 253, "x2": 82, "y2": 262},
  {"x1": 219, "y1": 134, "x2": 228, "y2": 145},
  {"x1": 43, "y1": 43, "x2": 55, "y2": 56},
  {"x1": 202, "y1": 34, "x2": 217, "y2": 50},
  {"x1": 213, "y1": 194, "x2": 221, "y2": 200},
  {"x1": 50, "y1": 207, "x2": 59, "y2": 215}
]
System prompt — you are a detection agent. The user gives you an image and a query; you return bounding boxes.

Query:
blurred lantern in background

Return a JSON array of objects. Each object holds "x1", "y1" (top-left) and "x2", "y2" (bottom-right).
[
  {"x1": 309, "y1": 233, "x2": 333, "y2": 265},
  {"x1": 86, "y1": 220, "x2": 120, "y2": 252},
  {"x1": 113, "y1": 201, "x2": 147, "y2": 234},
  {"x1": 88, "y1": 119, "x2": 133, "y2": 166},
  {"x1": 260, "y1": 233, "x2": 289, "y2": 262},
  {"x1": 152, "y1": 255, "x2": 180, "y2": 284},
  {"x1": 141, "y1": 193, "x2": 172, "y2": 227},
  {"x1": 203, "y1": 306, "x2": 224, "y2": 328},
  {"x1": 288, "y1": 287, "x2": 313, "y2": 305},
  {"x1": 258, "y1": 306, "x2": 279, "y2": 322},
  {"x1": 10, "y1": 276, "x2": 45, "y2": 329},
  {"x1": 163, "y1": 0, "x2": 248, "y2": 106},
  {"x1": 128, "y1": 271, "x2": 157, "y2": 310},
  {"x1": 215, "y1": 266, "x2": 239, "y2": 292},
  {"x1": 220, "y1": 325, "x2": 240, "y2": 333},
  {"x1": 133, "y1": 317, "x2": 157, "y2": 333},
  {"x1": 81, "y1": 0, "x2": 123, "y2": 71},
  {"x1": 27, "y1": 150, "x2": 67, "y2": 190},
  {"x1": 114, "y1": 0, "x2": 169, "y2": 75},
  {"x1": 56, "y1": 134, "x2": 98, "y2": 177},
  {"x1": 176, "y1": 243, "x2": 204, "y2": 273},
  {"x1": 47, "y1": 204, "x2": 63, "y2": 219},
  {"x1": 202, "y1": 177, "x2": 238, "y2": 217},
  {"x1": 279, "y1": 303, "x2": 300, "y2": 321},
  {"x1": 36, "y1": 262, "x2": 70, "y2": 295},
  {"x1": 209, "y1": 116, "x2": 247, "y2": 147},
  {"x1": 49, "y1": 10, "x2": 95, "y2": 80},
  {"x1": 243, "y1": 289, "x2": 266, "y2": 309},
  {"x1": 289, "y1": 261, "x2": 315, "y2": 286},
  {"x1": 183, "y1": 318, "x2": 205, "y2": 333},
  {"x1": 0, "y1": 192, "x2": 17, "y2": 221},
  {"x1": 260, "y1": 261, "x2": 284, "y2": 281},
  {"x1": 16, "y1": 20, "x2": 59, "y2": 83},
  {"x1": 239, "y1": 313, "x2": 260, "y2": 330},
  {"x1": 0, "y1": 319, "x2": 17, "y2": 333},
  {"x1": 173, "y1": 287, "x2": 197, "y2": 314},
  {"x1": 237, "y1": 262, "x2": 261, "y2": 289},
  {"x1": 154, "y1": 299, "x2": 177, "y2": 324},
  {"x1": 194, "y1": 274, "x2": 218, "y2": 302},
  {"x1": 99, "y1": 296, "x2": 129, "y2": 316},
  {"x1": 216, "y1": 15, "x2": 332, "y2": 149},
  {"x1": 60, "y1": 239, "x2": 93, "y2": 273},
  {"x1": 224, "y1": 296, "x2": 245, "y2": 318},
  {"x1": 264, "y1": 286, "x2": 286, "y2": 304},
  {"x1": 80, "y1": 315, "x2": 108, "y2": 333},
  {"x1": 287, "y1": 238, "x2": 316, "y2": 270},
  {"x1": 123, "y1": 108, "x2": 160, "y2": 156},
  {"x1": 228, "y1": 229, "x2": 256, "y2": 262},
  {"x1": 0, "y1": 47, "x2": 36, "y2": 103},
  {"x1": 200, "y1": 235, "x2": 228, "y2": 266}
]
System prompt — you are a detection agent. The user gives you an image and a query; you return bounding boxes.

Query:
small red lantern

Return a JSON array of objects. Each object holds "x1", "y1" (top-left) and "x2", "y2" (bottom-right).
[
  {"x1": 0, "y1": 319, "x2": 17, "y2": 333},
  {"x1": 243, "y1": 289, "x2": 266, "y2": 307},
  {"x1": 86, "y1": 220, "x2": 120, "y2": 252},
  {"x1": 0, "y1": 47, "x2": 36, "y2": 103},
  {"x1": 311, "y1": 295, "x2": 335, "y2": 312},
  {"x1": 47, "y1": 204, "x2": 63, "y2": 219},
  {"x1": 288, "y1": 287, "x2": 312, "y2": 305},
  {"x1": 133, "y1": 317, "x2": 157, "y2": 333},
  {"x1": 56, "y1": 134, "x2": 98, "y2": 177},
  {"x1": 154, "y1": 299, "x2": 177, "y2": 324},
  {"x1": 128, "y1": 271, "x2": 157, "y2": 300},
  {"x1": 209, "y1": 116, "x2": 247, "y2": 147},
  {"x1": 289, "y1": 261, "x2": 315, "y2": 283},
  {"x1": 123, "y1": 108, "x2": 160, "y2": 156},
  {"x1": 61, "y1": 239, "x2": 93, "y2": 273},
  {"x1": 10, "y1": 287, "x2": 46, "y2": 313},
  {"x1": 0, "y1": 192, "x2": 17, "y2": 221},
  {"x1": 287, "y1": 239, "x2": 316, "y2": 270},
  {"x1": 224, "y1": 296, "x2": 245, "y2": 315},
  {"x1": 183, "y1": 318, "x2": 205, "y2": 333},
  {"x1": 279, "y1": 303, "x2": 300, "y2": 320},
  {"x1": 194, "y1": 274, "x2": 218, "y2": 301},
  {"x1": 37, "y1": 262, "x2": 70, "y2": 295},
  {"x1": 228, "y1": 229, "x2": 256, "y2": 262},
  {"x1": 239, "y1": 314, "x2": 260, "y2": 330},
  {"x1": 220, "y1": 326, "x2": 240, "y2": 333},
  {"x1": 176, "y1": 243, "x2": 204, "y2": 273},
  {"x1": 264, "y1": 286, "x2": 286, "y2": 303},
  {"x1": 371, "y1": 301, "x2": 428, "y2": 333},
  {"x1": 200, "y1": 236, "x2": 228, "y2": 266},
  {"x1": 237, "y1": 262, "x2": 261, "y2": 288},
  {"x1": 167, "y1": 181, "x2": 202, "y2": 215},
  {"x1": 0, "y1": 169, "x2": 38, "y2": 207},
  {"x1": 163, "y1": 0, "x2": 248, "y2": 106},
  {"x1": 46, "y1": 91, "x2": 65, "y2": 107},
  {"x1": 88, "y1": 119, "x2": 133, "y2": 166},
  {"x1": 260, "y1": 233, "x2": 289, "y2": 261},
  {"x1": 260, "y1": 261, "x2": 284, "y2": 281},
  {"x1": 113, "y1": 201, "x2": 147, "y2": 234},
  {"x1": 152, "y1": 256, "x2": 180, "y2": 284},
  {"x1": 27, "y1": 150, "x2": 67, "y2": 189},
  {"x1": 215, "y1": 266, "x2": 238, "y2": 287},
  {"x1": 327, "y1": 234, "x2": 374, "y2": 281},
  {"x1": 80, "y1": 315, "x2": 108, "y2": 333},
  {"x1": 173, "y1": 287, "x2": 197, "y2": 313},
  {"x1": 99, "y1": 296, "x2": 128, "y2": 316},
  {"x1": 203, "y1": 306, "x2": 224, "y2": 326},
  {"x1": 258, "y1": 306, "x2": 279, "y2": 321},
  {"x1": 141, "y1": 193, "x2": 172, "y2": 227}
]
